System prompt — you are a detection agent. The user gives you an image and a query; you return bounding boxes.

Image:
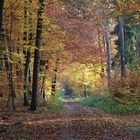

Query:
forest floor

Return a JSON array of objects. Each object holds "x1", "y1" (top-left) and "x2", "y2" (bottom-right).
[{"x1": 0, "y1": 98, "x2": 140, "y2": 140}]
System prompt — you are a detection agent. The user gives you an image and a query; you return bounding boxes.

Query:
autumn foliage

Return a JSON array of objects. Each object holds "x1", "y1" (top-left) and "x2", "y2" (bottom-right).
[{"x1": 111, "y1": 68, "x2": 140, "y2": 103}]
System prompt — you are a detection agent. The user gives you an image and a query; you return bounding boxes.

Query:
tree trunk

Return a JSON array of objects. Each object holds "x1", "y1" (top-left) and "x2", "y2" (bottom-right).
[
  {"x1": 104, "y1": 25, "x2": 112, "y2": 87},
  {"x1": 30, "y1": 0, "x2": 45, "y2": 111},
  {"x1": 9, "y1": 63, "x2": 16, "y2": 110},
  {"x1": 97, "y1": 32, "x2": 104, "y2": 74},
  {"x1": 23, "y1": 50, "x2": 30, "y2": 106},
  {"x1": 84, "y1": 84, "x2": 87, "y2": 97},
  {"x1": 40, "y1": 60, "x2": 48, "y2": 99},
  {"x1": 51, "y1": 59, "x2": 59, "y2": 96},
  {"x1": 3, "y1": 3, "x2": 16, "y2": 110},
  {"x1": 4, "y1": 56, "x2": 16, "y2": 110},
  {"x1": 16, "y1": 47, "x2": 23, "y2": 80},
  {"x1": 41, "y1": 76, "x2": 46, "y2": 99},
  {"x1": 23, "y1": 0, "x2": 33, "y2": 106},
  {"x1": 0, "y1": 0, "x2": 4, "y2": 35},
  {"x1": 136, "y1": 33, "x2": 140, "y2": 64},
  {"x1": 119, "y1": 17, "x2": 125, "y2": 77}
]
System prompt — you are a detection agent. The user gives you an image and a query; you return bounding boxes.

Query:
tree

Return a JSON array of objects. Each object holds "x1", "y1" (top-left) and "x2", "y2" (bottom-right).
[
  {"x1": 30, "y1": 0, "x2": 45, "y2": 111},
  {"x1": 112, "y1": 0, "x2": 140, "y2": 72},
  {"x1": 40, "y1": 59, "x2": 49, "y2": 99},
  {"x1": 51, "y1": 58, "x2": 59, "y2": 95},
  {"x1": 0, "y1": 0, "x2": 4, "y2": 35},
  {"x1": 118, "y1": 17, "x2": 126, "y2": 77},
  {"x1": 136, "y1": 26, "x2": 140, "y2": 63},
  {"x1": 23, "y1": 0, "x2": 33, "y2": 106},
  {"x1": 2, "y1": 0, "x2": 20, "y2": 110},
  {"x1": 104, "y1": 24, "x2": 112, "y2": 87}
]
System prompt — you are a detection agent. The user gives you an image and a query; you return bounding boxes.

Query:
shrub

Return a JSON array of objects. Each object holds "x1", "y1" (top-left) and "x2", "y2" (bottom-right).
[
  {"x1": 39, "y1": 93, "x2": 64, "y2": 111},
  {"x1": 79, "y1": 96, "x2": 140, "y2": 114},
  {"x1": 128, "y1": 127, "x2": 140, "y2": 135},
  {"x1": 111, "y1": 68, "x2": 140, "y2": 103}
]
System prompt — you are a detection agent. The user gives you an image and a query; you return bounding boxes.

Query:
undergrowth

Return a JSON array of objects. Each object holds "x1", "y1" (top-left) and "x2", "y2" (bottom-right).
[
  {"x1": 39, "y1": 93, "x2": 64, "y2": 112},
  {"x1": 128, "y1": 127, "x2": 140, "y2": 135},
  {"x1": 77, "y1": 96, "x2": 140, "y2": 115}
]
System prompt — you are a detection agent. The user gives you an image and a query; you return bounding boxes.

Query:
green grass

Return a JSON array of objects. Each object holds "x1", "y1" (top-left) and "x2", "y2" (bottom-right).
[
  {"x1": 39, "y1": 93, "x2": 64, "y2": 112},
  {"x1": 78, "y1": 96, "x2": 140, "y2": 114},
  {"x1": 128, "y1": 127, "x2": 140, "y2": 135}
]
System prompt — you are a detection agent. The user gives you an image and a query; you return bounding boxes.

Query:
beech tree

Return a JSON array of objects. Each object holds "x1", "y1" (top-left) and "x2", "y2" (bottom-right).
[
  {"x1": 0, "y1": 0, "x2": 4, "y2": 35},
  {"x1": 30, "y1": 0, "x2": 45, "y2": 111},
  {"x1": 23, "y1": 0, "x2": 33, "y2": 106},
  {"x1": 104, "y1": 24, "x2": 112, "y2": 87},
  {"x1": 51, "y1": 58, "x2": 59, "y2": 95},
  {"x1": 136, "y1": 27, "x2": 140, "y2": 63},
  {"x1": 118, "y1": 17, "x2": 125, "y2": 77}
]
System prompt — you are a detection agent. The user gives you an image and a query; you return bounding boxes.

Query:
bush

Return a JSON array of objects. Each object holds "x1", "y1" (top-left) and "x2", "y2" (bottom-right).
[
  {"x1": 111, "y1": 68, "x2": 140, "y2": 103},
  {"x1": 128, "y1": 127, "x2": 140, "y2": 135},
  {"x1": 79, "y1": 96, "x2": 140, "y2": 114},
  {"x1": 39, "y1": 93, "x2": 64, "y2": 111}
]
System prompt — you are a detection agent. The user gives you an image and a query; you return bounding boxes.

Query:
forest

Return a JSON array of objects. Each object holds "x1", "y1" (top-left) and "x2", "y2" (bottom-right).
[{"x1": 0, "y1": 0, "x2": 140, "y2": 139}]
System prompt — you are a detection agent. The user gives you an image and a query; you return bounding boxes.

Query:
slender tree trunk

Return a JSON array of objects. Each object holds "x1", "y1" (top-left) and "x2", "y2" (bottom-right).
[
  {"x1": 23, "y1": 0, "x2": 28, "y2": 104},
  {"x1": 30, "y1": 0, "x2": 45, "y2": 111},
  {"x1": 98, "y1": 32, "x2": 104, "y2": 74},
  {"x1": 40, "y1": 60, "x2": 48, "y2": 99},
  {"x1": 82, "y1": 69, "x2": 87, "y2": 97},
  {"x1": 3, "y1": 3, "x2": 16, "y2": 110},
  {"x1": 16, "y1": 47, "x2": 23, "y2": 80},
  {"x1": 24, "y1": 50, "x2": 30, "y2": 106},
  {"x1": 0, "y1": 0, "x2": 4, "y2": 79},
  {"x1": 84, "y1": 84, "x2": 87, "y2": 97},
  {"x1": 0, "y1": 0, "x2": 4, "y2": 35},
  {"x1": 51, "y1": 59, "x2": 59, "y2": 96},
  {"x1": 104, "y1": 25, "x2": 112, "y2": 87},
  {"x1": 4, "y1": 55, "x2": 16, "y2": 110},
  {"x1": 41, "y1": 76, "x2": 46, "y2": 99},
  {"x1": 136, "y1": 33, "x2": 140, "y2": 64},
  {"x1": 23, "y1": 0, "x2": 33, "y2": 106},
  {"x1": 119, "y1": 17, "x2": 125, "y2": 77},
  {"x1": 9, "y1": 63, "x2": 16, "y2": 110}
]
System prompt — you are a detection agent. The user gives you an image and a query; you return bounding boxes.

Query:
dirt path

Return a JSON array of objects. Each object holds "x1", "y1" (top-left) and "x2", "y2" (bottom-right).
[
  {"x1": 58, "y1": 98, "x2": 140, "y2": 140},
  {"x1": 0, "y1": 98, "x2": 140, "y2": 140}
]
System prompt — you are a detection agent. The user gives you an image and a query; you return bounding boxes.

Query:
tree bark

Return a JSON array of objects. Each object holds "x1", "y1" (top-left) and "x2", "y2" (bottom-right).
[
  {"x1": 23, "y1": 0, "x2": 33, "y2": 106},
  {"x1": 41, "y1": 76, "x2": 46, "y2": 99},
  {"x1": 30, "y1": 0, "x2": 45, "y2": 111},
  {"x1": 0, "y1": 0, "x2": 4, "y2": 35},
  {"x1": 104, "y1": 25, "x2": 112, "y2": 87},
  {"x1": 84, "y1": 84, "x2": 87, "y2": 97},
  {"x1": 98, "y1": 31, "x2": 104, "y2": 74},
  {"x1": 51, "y1": 59, "x2": 59, "y2": 96},
  {"x1": 119, "y1": 17, "x2": 125, "y2": 77},
  {"x1": 24, "y1": 50, "x2": 30, "y2": 106},
  {"x1": 3, "y1": 3, "x2": 16, "y2": 110},
  {"x1": 40, "y1": 60, "x2": 48, "y2": 99},
  {"x1": 136, "y1": 33, "x2": 140, "y2": 64}
]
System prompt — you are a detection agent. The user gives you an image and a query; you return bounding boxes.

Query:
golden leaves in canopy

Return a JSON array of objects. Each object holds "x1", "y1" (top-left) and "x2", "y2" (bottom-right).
[{"x1": 111, "y1": 0, "x2": 140, "y2": 26}]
